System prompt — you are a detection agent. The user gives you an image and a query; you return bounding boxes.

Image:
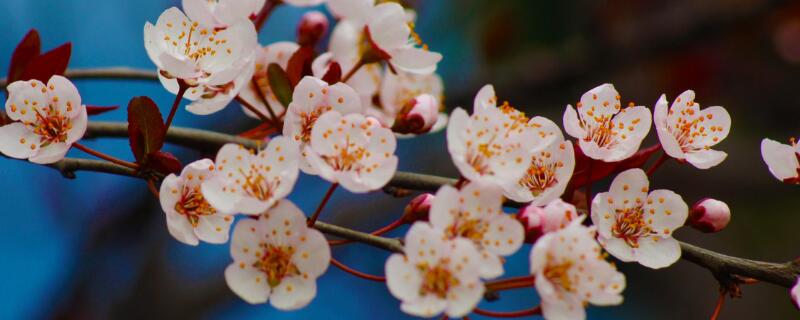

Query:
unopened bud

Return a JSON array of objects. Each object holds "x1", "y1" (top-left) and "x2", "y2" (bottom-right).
[
  {"x1": 517, "y1": 199, "x2": 580, "y2": 243},
  {"x1": 391, "y1": 94, "x2": 439, "y2": 134},
  {"x1": 402, "y1": 193, "x2": 434, "y2": 223},
  {"x1": 297, "y1": 11, "x2": 329, "y2": 47},
  {"x1": 688, "y1": 198, "x2": 731, "y2": 233}
]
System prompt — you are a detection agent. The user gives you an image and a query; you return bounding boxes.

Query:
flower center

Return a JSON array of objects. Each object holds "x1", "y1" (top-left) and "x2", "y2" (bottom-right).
[
  {"x1": 544, "y1": 259, "x2": 575, "y2": 292},
  {"x1": 446, "y1": 217, "x2": 487, "y2": 242},
  {"x1": 322, "y1": 138, "x2": 366, "y2": 172},
  {"x1": 582, "y1": 114, "x2": 617, "y2": 148},
  {"x1": 29, "y1": 107, "x2": 71, "y2": 147},
  {"x1": 519, "y1": 152, "x2": 563, "y2": 196},
  {"x1": 254, "y1": 243, "x2": 300, "y2": 287},
  {"x1": 611, "y1": 206, "x2": 651, "y2": 248},
  {"x1": 417, "y1": 261, "x2": 459, "y2": 299},
  {"x1": 240, "y1": 169, "x2": 279, "y2": 201},
  {"x1": 174, "y1": 186, "x2": 217, "y2": 227},
  {"x1": 298, "y1": 107, "x2": 330, "y2": 143}
]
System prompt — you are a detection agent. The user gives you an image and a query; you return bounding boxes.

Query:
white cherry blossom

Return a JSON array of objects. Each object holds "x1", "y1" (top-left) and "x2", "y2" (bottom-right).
[
  {"x1": 654, "y1": 90, "x2": 731, "y2": 169},
  {"x1": 182, "y1": 0, "x2": 265, "y2": 29},
  {"x1": 530, "y1": 219, "x2": 626, "y2": 320},
  {"x1": 429, "y1": 182, "x2": 524, "y2": 279},
  {"x1": 159, "y1": 55, "x2": 255, "y2": 115},
  {"x1": 447, "y1": 85, "x2": 560, "y2": 189},
  {"x1": 563, "y1": 84, "x2": 652, "y2": 162},
  {"x1": 761, "y1": 137, "x2": 800, "y2": 184},
  {"x1": 144, "y1": 7, "x2": 258, "y2": 89},
  {"x1": 304, "y1": 111, "x2": 398, "y2": 193},
  {"x1": 385, "y1": 222, "x2": 484, "y2": 318},
  {"x1": 591, "y1": 168, "x2": 688, "y2": 269},
  {"x1": 159, "y1": 159, "x2": 235, "y2": 245},
  {"x1": 0, "y1": 76, "x2": 87, "y2": 164},
  {"x1": 239, "y1": 41, "x2": 300, "y2": 119},
  {"x1": 283, "y1": 76, "x2": 362, "y2": 173},
  {"x1": 225, "y1": 199, "x2": 330, "y2": 310},
  {"x1": 328, "y1": 0, "x2": 442, "y2": 74},
  {"x1": 202, "y1": 137, "x2": 300, "y2": 215},
  {"x1": 504, "y1": 138, "x2": 575, "y2": 205}
]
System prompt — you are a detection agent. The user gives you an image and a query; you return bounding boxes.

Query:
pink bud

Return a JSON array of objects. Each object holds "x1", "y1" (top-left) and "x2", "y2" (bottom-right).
[
  {"x1": 402, "y1": 193, "x2": 434, "y2": 223},
  {"x1": 297, "y1": 11, "x2": 329, "y2": 47},
  {"x1": 517, "y1": 199, "x2": 579, "y2": 243},
  {"x1": 391, "y1": 94, "x2": 439, "y2": 134},
  {"x1": 688, "y1": 198, "x2": 731, "y2": 233}
]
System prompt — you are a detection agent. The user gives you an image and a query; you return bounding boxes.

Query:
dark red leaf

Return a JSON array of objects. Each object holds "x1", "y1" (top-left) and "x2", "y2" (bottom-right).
[
  {"x1": 286, "y1": 46, "x2": 315, "y2": 87},
  {"x1": 267, "y1": 63, "x2": 293, "y2": 108},
  {"x1": 7, "y1": 30, "x2": 41, "y2": 83},
  {"x1": 568, "y1": 144, "x2": 661, "y2": 189},
  {"x1": 146, "y1": 151, "x2": 182, "y2": 175},
  {"x1": 86, "y1": 105, "x2": 119, "y2": 116},
  {"x1": 19, "y1": 42, "x2": 72, "y2": 82},
  {"x1": 321, "y1": 61, "x2": 342, "y2": 84},
  {"x1": 127, "y1": 96, "x2": 166, "y2": 164}
]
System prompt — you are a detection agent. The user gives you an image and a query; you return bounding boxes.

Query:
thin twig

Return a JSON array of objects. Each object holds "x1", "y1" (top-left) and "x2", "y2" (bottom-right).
[{"x1": 330, "y1": 257, "x2": 386, "y2": 282}]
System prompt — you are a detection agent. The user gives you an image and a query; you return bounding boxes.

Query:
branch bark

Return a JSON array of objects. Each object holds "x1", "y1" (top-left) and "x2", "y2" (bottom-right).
[
  {"x1": 42, "y1": 121, "x2": 800, "y2": 290},
  {"x1": 0, "y1": 67, "x2": 158, "y2": 88}
]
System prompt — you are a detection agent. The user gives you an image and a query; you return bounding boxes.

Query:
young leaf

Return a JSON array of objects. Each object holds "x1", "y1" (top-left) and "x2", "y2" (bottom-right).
[
  {"x1": 286, "y1": 46, "x2": 315, "y2": 87},
  {"x1": 267, "y1": 63, "x2": 293, "y2": 108},
  {"x1": 321, "y1": 61, "x2": 342, "y2": 84},
  {"x1": 127, "y1": 96, "x2": 166, "y2": 164},
  {"x1": 86, "y1": 105, "x2": 119, "y2": 116},
  {"x1": 7, "y1": 29, "x2": 41, "y2": 83},
  {"x1": 146, "y1": 151, "x2": 182, "y2": 175},
  {"x1": 19, "y1": 42, "x2": 72, "y2": 82}
]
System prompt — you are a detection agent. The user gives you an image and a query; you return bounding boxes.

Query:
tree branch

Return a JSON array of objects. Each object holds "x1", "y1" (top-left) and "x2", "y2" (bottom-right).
[
  {"x1": 43, "y1": 121, "x2": 800, "y2": 290},
  {"x1": 0, "y1": 67, "x2": 158, "y2": 88}
]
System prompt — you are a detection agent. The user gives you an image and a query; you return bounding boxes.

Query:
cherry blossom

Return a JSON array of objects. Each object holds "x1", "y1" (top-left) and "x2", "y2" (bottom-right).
[
  {"x1": 160, "y1": 56, "x2": 255, "y2": 115},
  {"x1": 0, "y1": 76, "x2": 87, "y2": 164},
  {"x1": 283, "y1": 76, "x2": 362, "y2": 173},
  {"x1": 144, "y1": 7, "x2": 258, "y2": 89},
  {"x1": 376, "y1": 69, "x2": 446, "y2": 133},
  {"x1": 563, "y1": 84, "x2": 652, "y2": 162},
  {"x1": 530, "y1": 219, "x2": 626, "y2": 320},
  {"x1": 447, "y1": 85, "x2": 560, "y2": 189},
  {"x1": 591, "y1": 168, "x2": 688, "y2": 269},
  {"x1": 304, "y1": 111, "x2": 398, "y2": 193},
  {"x1": 182, "y1": 0, "x2": 265, "y2": 29},
  {"x1": 225, "y1": 199, "x2": 331, "y2": 309},
  {"x1": 429, "y1": 182, "x2": 524, "y2": 279},
  {"x1": 761, "y1": 137, "x2": 800, "y2": 184},
  {"x1": 654, "y1": 90, "x2": 731, "y2": 169},
  {"x1": 202, "y1": 137, "x2": 300, "y2": 215},
  {"x1": 159, "y1": 159, "x2": 234, "y2": 245},
  {"x1": 327, "y1": 0, "x2": 442, "y2": 74},
  {"x1": 504, "y1": 138, "x2": 575, "y2": 205},
  {"x1": 239, "y1": 41, "x2": 300, "y2": 118},
  {"x1": 518, "y1": 198, "x2": 582, "y2": 243},
  {"x1": 688, "y1": 198, "x2": 731, "y2": 233},
  {"x1": 385, "y1": 222, "x2": 484, "y2": 318}
]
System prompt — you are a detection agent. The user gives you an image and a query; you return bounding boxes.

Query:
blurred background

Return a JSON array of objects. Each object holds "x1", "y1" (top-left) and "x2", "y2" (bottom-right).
[{"x1": 1, "y1": 0, "x2": 799, "y2": 319}]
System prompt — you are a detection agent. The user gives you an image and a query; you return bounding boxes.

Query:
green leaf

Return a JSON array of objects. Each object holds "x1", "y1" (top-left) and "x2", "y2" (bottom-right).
[{"x1": 267, "y1": 63, "x2": 293, "y2": 108}]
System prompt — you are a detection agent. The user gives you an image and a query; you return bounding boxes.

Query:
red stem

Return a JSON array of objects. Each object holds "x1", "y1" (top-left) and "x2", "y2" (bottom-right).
[
  {"x1": 307, "y1": 183, "x2": 338, "y2": 227},
  {"x1": 329, "y1": 218, "x2": 405, "y2": 246},
  {"x1": 73, "y1": 143, "x2": 139, "y2": 169},
  {"x1": 710, "y1": 292, "x2": 725, "y2": 320},
  {"x1": 147, "y1": 179, "x2": 160, "y2": 198},
  {"x1": 646, "y1": 152, "x2": 670, "y2": 176},
  {"x1": 249, "y1": 77, "x2": 282, "y2": 129},
  {"x1": 236, "y1": 96, "x2": 274, "y2": 125},
  {"x1": 486, "y1": 275, "x2": 536, "y2": 292},
  {"x1": 472, "y1": 306, "x2": 542, "y2": 318},
  {"x1": 164, "y1": 80, "x2": 189, "y2": 130},
  {"x1": 341, "y1": 59, "x2": 365, "y2": 83},
  {"x1": 330, "y1": 257, "x2": 386, "y2": 282},
  {"x1": 253, "y1": 0, "x2": 279, "y2": 31}
]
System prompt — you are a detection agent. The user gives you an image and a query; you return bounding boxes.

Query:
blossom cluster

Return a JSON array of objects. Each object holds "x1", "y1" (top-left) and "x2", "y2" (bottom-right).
[{"x1": 6, "y1": 0, "x2": 800, "y2": 318}]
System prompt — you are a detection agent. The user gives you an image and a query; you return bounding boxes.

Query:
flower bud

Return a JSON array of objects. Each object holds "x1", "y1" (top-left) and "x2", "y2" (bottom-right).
[
  {"x1": 517, "y1": 199, "x2": 579, "y2": 243},
  {"x1": 391, "y1": 94, "x2": 439, "y2": 134},
  {"x1": 688, "y1": 198, "x2": 731, "y2": 233},
  {"x1": 402, "y1": 193, "x2": 434, "y2": 223},
  {"x1": 297, "y1": 11, "x2": 329, "y2": 47}
]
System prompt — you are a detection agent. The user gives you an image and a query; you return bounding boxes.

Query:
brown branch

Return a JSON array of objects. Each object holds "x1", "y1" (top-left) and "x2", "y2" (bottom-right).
[
  {"x1": 0, "y1": 67, "x2": 159, "y2": 88},
  {"x1": 46, "y1": 122, "x2": 800, "y2": 291}
]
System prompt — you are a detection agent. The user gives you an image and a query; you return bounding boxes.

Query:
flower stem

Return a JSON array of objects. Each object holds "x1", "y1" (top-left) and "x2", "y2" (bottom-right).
[
  {"x1": 73, "y1": 143, "x2": 139, "y2": 169},
  {"x1": 486, "y1": 275, "x2": 536, "y2": 292},
  {"x1": 308, "y1": 183, "x2": 338, "y2": 227},
  {"x1": 253, "y1": 0, "x2": 280, "y2": 31},
  {"x1": 330, "y1": 257, "x2": 386, "y2": 282},
  {"x1": 646, "y1": 152, "x2": 670, "y2": 176},
  {"x1": 147, "y1": 179, "x2": 160, "y2": 197},
  {"x1": 341, "y1": 59, "x2": 366, "y2": 83},
  {"x1": 472, "y1": 306, "x2": 542, "y2": 318},
  {"x1": 710, "y1": 291, "x2": 725, "y2": 320},
  {"x1": 236, "y1": 96, "x2": 274, "y2": 125},
  {"x1": 329, "y1": 218, "x2": 405, "y2": 246},
  {"x1": 164, "y1": 79, "x2": 189, "y2": 130},
  {"x1": 249, "y1": 78, "x2": 282, "y2": 129}
]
